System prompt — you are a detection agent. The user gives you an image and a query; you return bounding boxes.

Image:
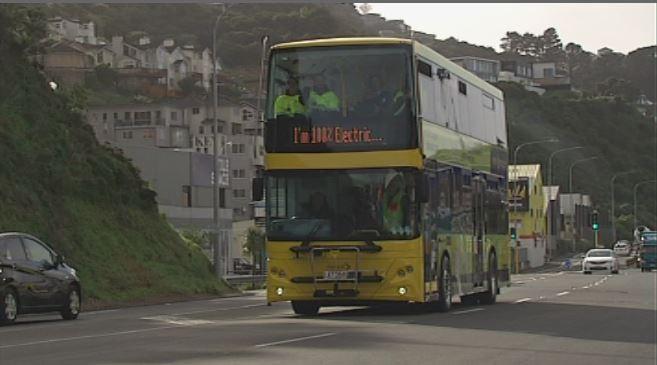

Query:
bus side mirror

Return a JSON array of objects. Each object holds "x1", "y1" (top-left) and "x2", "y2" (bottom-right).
[
  {"x1": 252, "y1": 177, "x2": 264, "y2": 202},
  {"x1": 416, "y1": 173, "x2": 429, "y2": 203}
]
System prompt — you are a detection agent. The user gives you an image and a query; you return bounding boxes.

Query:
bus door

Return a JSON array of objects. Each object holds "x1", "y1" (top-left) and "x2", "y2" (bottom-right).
[{"x1": 472, "y1": 175, "x2": 486, "y2": 287}]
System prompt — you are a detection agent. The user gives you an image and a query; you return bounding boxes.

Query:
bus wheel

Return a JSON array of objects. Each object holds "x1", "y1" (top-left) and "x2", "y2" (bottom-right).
[
  {"x1": 436, "y1": 255, "x2": 452, "y2": 312},
  {"x1": 479, "y1": 252, "x2": 498, "y2": 305},
  {"x1": 291, "y1": 301, "x2": 320, "y2": 316}
]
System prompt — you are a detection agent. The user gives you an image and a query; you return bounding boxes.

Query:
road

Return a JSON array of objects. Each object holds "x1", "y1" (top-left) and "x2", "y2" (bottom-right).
[{"x1": 1, "y1": 268, "x2": 655, "y2": 365}]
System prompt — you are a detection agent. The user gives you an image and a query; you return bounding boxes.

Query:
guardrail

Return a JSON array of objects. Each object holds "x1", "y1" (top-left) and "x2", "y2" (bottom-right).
[{"x1": 224, "y1": 275, "x2": 267, "y2": 286}]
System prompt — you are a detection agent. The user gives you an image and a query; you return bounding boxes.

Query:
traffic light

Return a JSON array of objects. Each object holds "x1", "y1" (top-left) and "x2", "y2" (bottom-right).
[
  {"x1": 592, "y1": 211, "x2": 599, "y2": 231},
  {"x1": 510, "y1": 227, "x2": 517, "y2": 240}
]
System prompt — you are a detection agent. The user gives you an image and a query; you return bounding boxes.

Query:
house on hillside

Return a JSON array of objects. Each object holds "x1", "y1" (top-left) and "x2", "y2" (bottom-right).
[
  {"x1": 498, "y1": 56, "x2": 572, "y2": 94},
  {"x1": 47, "y1": 16, "x2": 97, "y2": 45},
  {"x1": 42, "y1": 40, "x2": 114, "y2": 85},
  {"x1": 450, "y1": 56, "x2": 500, "y2": 83}
]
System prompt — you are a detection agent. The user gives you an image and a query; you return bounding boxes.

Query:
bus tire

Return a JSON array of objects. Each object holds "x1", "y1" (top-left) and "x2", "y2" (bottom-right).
[
  {"x1": 291, "y1": 301, "x2": 320, "y2": 316},
  {"x1": 436, "y1": 255, "x2": 452, "y2": 313},
  {"x1": 479, "y1": 252, "x2": 498, "y2": 305}
]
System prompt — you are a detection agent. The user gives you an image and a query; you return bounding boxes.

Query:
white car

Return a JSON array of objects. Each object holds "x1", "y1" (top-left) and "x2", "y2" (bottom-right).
[
  {"x1": 582, "y1": 249, "x2": 620, "y2": 274},
  {"x1": 613, "y1": 241, "x2": 631, "y2": 256}
]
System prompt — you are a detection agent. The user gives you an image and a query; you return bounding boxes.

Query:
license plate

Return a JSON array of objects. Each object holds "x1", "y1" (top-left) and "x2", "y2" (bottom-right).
[{"x1": 323, "y1": 271, "x2": 354, "y2": 280}]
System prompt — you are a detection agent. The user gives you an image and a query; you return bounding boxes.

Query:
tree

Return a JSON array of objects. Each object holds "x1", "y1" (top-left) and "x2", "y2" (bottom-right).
[
  {"x1": 541, "y1": 27, "x2": 565, "y2": 62},
  {"x1": 500, "y1": 31, "x2": 523, "y2": 54},
  {"x1": 178, "y1": 76, "x2": 205, "y2": 96},
  {"x1": 0, "y1": 5, "x2": 47, "y2": 56},
  {"x1": 244, "y1": 227, "x2": 265, "y2": 274}
]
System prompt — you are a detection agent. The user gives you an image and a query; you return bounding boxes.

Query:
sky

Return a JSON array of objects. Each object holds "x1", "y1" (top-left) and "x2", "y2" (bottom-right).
[{"x1": 365, "y1": 3, "x2": 656, "y2": 54}]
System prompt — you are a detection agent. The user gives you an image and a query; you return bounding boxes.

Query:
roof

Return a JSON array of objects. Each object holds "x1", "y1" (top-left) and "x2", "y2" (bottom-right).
[
  {"x1": 272, "y1": 37, "x2": 412, "y2": 50},
  {"x1": 509, "y1": 164, "x2": 541, "y2": 180},
  {"x1": 271, "y1": 37, "x2": 504, "y2": 100}
]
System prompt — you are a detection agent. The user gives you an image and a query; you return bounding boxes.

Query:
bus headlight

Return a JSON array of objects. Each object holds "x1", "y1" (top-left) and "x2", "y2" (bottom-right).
[
  {"x1": 405, "y1": 265, "x2": 414, "y2": 273},
  {"x1": 398, "y1": 287, "x2": 407, "y2": 296},
  {"x1": 276, "y1": 287, "x2": 284, "y2": 296}
]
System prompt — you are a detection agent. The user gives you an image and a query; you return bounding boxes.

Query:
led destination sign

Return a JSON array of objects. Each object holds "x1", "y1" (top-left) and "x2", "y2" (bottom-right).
[{"x1": 293, "y1": 126, "x2": 384, "y2": 145}]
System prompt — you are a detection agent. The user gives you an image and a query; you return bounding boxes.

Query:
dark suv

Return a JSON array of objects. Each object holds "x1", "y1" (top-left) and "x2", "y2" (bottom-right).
[{"x1": 0, "y1": 232, "x2": 81, "y2": 324}]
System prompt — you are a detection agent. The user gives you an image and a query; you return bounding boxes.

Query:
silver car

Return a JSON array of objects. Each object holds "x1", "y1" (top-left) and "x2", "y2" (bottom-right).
[{"x1": 582, "y1": 249, "x2": 620, "y2": 274}]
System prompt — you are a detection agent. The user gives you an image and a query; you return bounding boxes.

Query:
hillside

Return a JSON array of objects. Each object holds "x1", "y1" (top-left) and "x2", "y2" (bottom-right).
[
  {"x1": 0, "y1": 6, "x2": 229, "y2": 304},
  {"x1": 502, "y1": 82, "x2": 657, "y2": 239}
]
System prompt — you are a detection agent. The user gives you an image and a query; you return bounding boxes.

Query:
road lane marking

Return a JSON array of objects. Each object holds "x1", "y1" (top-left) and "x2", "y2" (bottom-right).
[
  {"x1": 172, "y1": 303, "x2": 265, "y2": 316},
  {"x1": 514, "y1": 298, "x2": 532, "y2": 303},
  {"x1": 451, "y1": 308, "x2": 484, "y2": 315},
  {"x1": 255, "y1": 332, "x2": 336, "y2": 348},
  {"x1": 0, "y1": 325, "x2": 181, "y2": 349},
  {"x1": 141, "y1": 315, "x2": 215, "y2": 326},
  {"x1": 582, "y1": 285, "x2": 590, "y2": 289},
  {"x1": 556, "y1": 291, "x2": 570, "y2": 296}
]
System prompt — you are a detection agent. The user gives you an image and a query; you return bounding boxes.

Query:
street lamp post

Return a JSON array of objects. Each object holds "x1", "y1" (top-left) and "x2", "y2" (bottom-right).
[
  {"x1": 633, "y1": 180, "x2": 657, "y2": 230},
  {"x1": 545, "y1": 146, "x2": 584, "y2": 259},
  {"x1": 610, "y1": 170, "x2": 637, "y2": 244},
  {"x1": 568, "y1": 156, "x2": 598, "y2": 193},
  {"x1": 511, "y1": 138, "x2": 558, "y2": 273},
  {"x1": 566, "y1": 156, "x2": 598, "y2": 252},
  {"x1": 212, "y1": 4, "x2": 229, "y2": 278}
]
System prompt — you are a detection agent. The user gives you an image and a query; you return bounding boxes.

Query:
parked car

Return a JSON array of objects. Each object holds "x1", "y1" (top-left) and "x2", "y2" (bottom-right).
[
  {"x1": 613, "y1": 241, "x2": 631, "y2": 256},
  {"x1": 0, "y1": 232, "x2": 81, "y2": 324},
  {"x1": 582, "y1": 249, "x2": 620, "y2": 274}
]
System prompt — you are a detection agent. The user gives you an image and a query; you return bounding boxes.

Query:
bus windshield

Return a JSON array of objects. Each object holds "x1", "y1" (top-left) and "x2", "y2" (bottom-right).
[
  {"x1": 265, "y1": 45, "x2": 415, "y2": 152},
  {"x1": 266, "y1": 168, "x2": 420, "y2": 241}
]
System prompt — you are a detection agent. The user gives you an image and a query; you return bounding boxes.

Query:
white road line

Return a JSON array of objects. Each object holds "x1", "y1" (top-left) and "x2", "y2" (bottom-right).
[
  {"x1": 83, "y1": 309, "x2": 120, "y2": 315},
  {"x1": 255, "y1": 332, "x2": 336, "y2": 348},
  {"x1": 514, "y1": 298, "x2": 532, "y2": 303},
  {"x1": 172, "y1": 303, "x2": 264, "y2": 316},
  {"x1": 451, "y1": 308, "x2": 485, "y2": 315},
  {"x1": 556, "y1": 291, "x2": 570, "y2": 296},
  {"x1": 0, "y1": 325, "x2": 181, "y2": 350},
  {"x1": 582, "y1": 285, "x2": 590, "y2": 289}
]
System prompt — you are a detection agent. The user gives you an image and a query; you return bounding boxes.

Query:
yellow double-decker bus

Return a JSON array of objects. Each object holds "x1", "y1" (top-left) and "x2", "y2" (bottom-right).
[{"x1": 258, "y1": 37, "x2": 510, "y2": 315}]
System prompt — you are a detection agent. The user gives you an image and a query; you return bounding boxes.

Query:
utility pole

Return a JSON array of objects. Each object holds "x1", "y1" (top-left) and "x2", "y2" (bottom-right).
[
  {"x1": 567, "y1": 156, "x2": 598, "y2": 252},
  {"x1": 212, "y1": 4, "x2": 229, "y2": 278},
  {"x1": 633, "y1": 179, "x2": 656, "y2": 231}
]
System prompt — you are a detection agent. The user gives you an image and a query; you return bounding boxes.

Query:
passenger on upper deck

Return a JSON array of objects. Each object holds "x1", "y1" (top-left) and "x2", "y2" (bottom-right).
[
  {"x1": 274, "y1": 78, "x2": 306, "y2": 118},
  {"x1": 308, "y1": 75, "x2": 340, "y2": 113},
  {"x1": 358, "y1": 74, "x2": 392, "y2": 116}
]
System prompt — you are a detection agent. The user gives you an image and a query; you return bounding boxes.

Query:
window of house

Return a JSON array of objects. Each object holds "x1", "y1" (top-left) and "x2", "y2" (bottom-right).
[
  {"x1": 242, "y1": 109, "x2": 253, "y2": 121},
  {"x1": 192, "y1": 107, "x2": 200, "y2": 115},
  {"x1": 219, "y1": 188, "x2": 226, "y2": 208},
  {"x1": 231, "y1": 144, "x2": 245, "y2": 154},
  {"x1": 97, "y1": 52, "x2": 103, "y2": 63},
  {"x1": 102, "y1": 113, "x2": 107, "y2": 121},
  {"x1": 232, "y1": 169, "x2": 246, "y2": 178},
  {"x1": 233, "y1": 189, "x2": 246, "y2": 198},
  {"x1": 458, "y1": 80, "x2": 467, "y2": 95},
  {"x1": 199, "y1": 126, "x2": 204, "y2": 134},
  {"x1": 125, "y1": 112, "x2": 131, "y2": 120},
  {"x1": 171, "y1": 111, "x2": 178, "y2": 121},
  {"x1": 544, "y1": 68, "x2": 555, "y2": 78},
  {"x1": 232, "y1": 123, "x2": 242, "y2": 135},
  {"x1": 113, "y1": 112, "x2": 118, "y2": 120}
]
